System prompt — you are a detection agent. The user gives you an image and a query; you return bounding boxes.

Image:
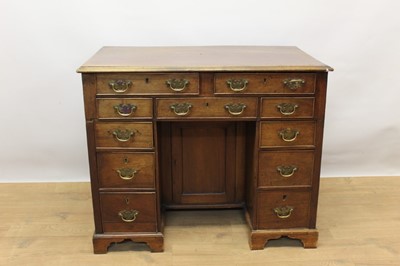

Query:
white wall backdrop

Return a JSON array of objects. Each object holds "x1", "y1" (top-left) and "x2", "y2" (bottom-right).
[{"x1": 0, "y1": 0, "x2": 399, "y2": 182}]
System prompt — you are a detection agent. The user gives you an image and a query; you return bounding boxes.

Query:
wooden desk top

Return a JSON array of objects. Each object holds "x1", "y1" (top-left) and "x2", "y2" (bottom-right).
[{"x1": 77, "y1": 46, "x2": 333, "y2": 73}]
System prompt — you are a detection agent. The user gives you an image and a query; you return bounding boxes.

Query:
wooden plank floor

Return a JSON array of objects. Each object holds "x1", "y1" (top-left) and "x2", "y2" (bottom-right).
[{"x1": 0, "y1": 176, "x2": 399, "y2": 265}]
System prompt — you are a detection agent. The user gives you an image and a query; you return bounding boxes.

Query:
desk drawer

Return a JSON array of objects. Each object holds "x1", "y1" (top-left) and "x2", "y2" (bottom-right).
[
  {"x1": 95, "y1": 122, "x2": 154, "y2": 149},
  {"x1": 156, "y1": 97, "x2": 257, "y2": 119},
  {"x1": 97, "y1": 98, "x2": 153, "y2": 119},
  {"x1": 96, "y1": 73, "x2": 199, "y2": 95},
  {"x1": 97, "y1": 152, "x2": 155, "y2": 189},
  {"x1": 258, "y1": 151, "x2": 314, "y2": 187},
  {"x1": 100, "y1": 192, "x2": 157, "y2": 232},
  {"x1": 261, "y1": 97, "x2": 314, "y2": 119},
  {"x1": 215, "y1": 73, "x2": 315, "y2": 94},
  {"x1": 257, "y1": 190, "x2": 311, "y2": 229},
  {"x1": 260, "y1": 121, "x2": 315, "y2": 148}
]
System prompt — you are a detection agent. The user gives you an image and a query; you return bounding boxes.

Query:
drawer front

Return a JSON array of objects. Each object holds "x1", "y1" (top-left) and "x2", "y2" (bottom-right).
[
  {"x1": 96, "y1": 73, "x2": 199, "y2": 95},
  {"x1": 95, "y1": 122, "x2": 153, "y2": 149},
  {"x1": 97, "y1": 98, "x2": 153, "y2": 119},
  {"x1": 97, "y1": 152, "x2": 155, "y2": 189},
  {"x1": 156, "y1": 97, "x2": 258, "y2": 119},
  {"x1": 260, "y1": 121, "x2": 315, "y2": 148},
  {"x1": 214, "y1": 73, "x2": 315, "y2": 94},
  {"x1": 100, "y1": 192, "x2": 157, "y2": 232},
  {"x1": 258, "y1": 151, "x2": 314, "y2": 187},
  {"x1": 257, "y1": 190, "x2": 311, "y2": 229},
  {"x1": 261, "y1": 97, "x2": 314, "y2": 119}
]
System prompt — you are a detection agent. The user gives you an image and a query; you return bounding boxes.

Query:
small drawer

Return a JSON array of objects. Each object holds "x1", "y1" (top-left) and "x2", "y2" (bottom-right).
[
  {"x1": 97, "y1": 98, "x2": 153, "y2": 119},
  {"x1": 100, "y1": 192, "x2": 157, "y2": 232},
  {"x1": 97, "y1": 152, "x2": 155, "y2": 189},
  {"x1": 214, "y1": 73, "x2": 315, "y2": 94},
  {"x1": 260, "y1": 121, "x2": 315, "y2": 148},
  {"x1": 257, "y1": 190, "x2": 311, "y2": 229},
  {"x1": 96, "y1": 73, "x2": 199, "y2": 95},
  {"x1": 156, "y1": 97, "x2": 257, "y2": 119},
  {"x1": 261, "y1": 97, "x2": 314, "y2": 119},
  {"x1": 258, "y1": 151, "x2": 314, "y2": 187},
  {"x1": 95, "y1": 122, "x2": 153, "y2": 149}
]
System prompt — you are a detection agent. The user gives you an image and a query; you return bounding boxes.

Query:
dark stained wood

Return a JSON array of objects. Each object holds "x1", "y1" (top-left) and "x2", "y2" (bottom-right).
[
  {"x1": 97, "y1": 98, "x2": 153, "y2": 119},
  {"x1": 93, "y1": 233, "x2": 164, "y2": 253},
  {"x1": 260, "y1": 97, "x2": 315, "y2": 119}
]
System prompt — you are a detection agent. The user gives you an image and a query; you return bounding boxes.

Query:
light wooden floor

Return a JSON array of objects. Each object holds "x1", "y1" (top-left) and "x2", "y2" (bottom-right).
[{"x1": 0, "y1": 176, "x2": 399, "y2": 266}]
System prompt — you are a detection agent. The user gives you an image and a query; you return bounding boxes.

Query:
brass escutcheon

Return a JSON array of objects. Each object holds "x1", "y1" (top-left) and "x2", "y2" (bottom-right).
[
  {"x1": 113, "y1": 103, "x2": 137, "y2": 117},
  {"x1": 224, "y1": 103, "x2": 247, "y2": 116},
  {"x1": 112, "y1": 129, "x2": 134, "y2": 142},
  {"x1": 273, "y1": 206, "x2": 294, "y2": 219},
  {"x1": 170, "y1": 103, "x2": 192, "y2": 116},
  {"x1": 277, "y1": 165, "x2": 298, "y2": 177},
  {"x1": 116, "y1": 168, "x2": 138, "y2": 180},
  {"x1": 118, "y1": 209, "x2": 139, "y2": 223},
  {"x1": 226, "y1": 79, "x2": 248, "y2": 92},
  {"x1": 283, "y1": 78, "x2": 305, "y2": 91},
  {"x1": 109, "y1": 80, "x2": 132, "y2": 93},
  {"x1": 276, "y1": 103, "x2": 299, "y2": 115},
  {"x1": 278, "y1": 128, "x2": 299, "y2": 142},
  {"x1": 166, "y1": 79, "x2": 189, "y2": 92}
]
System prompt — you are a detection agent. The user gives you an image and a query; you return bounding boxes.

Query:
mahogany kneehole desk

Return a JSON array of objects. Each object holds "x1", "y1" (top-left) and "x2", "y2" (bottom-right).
[{"x1": 77, "y1": 46, "x2": 333, "y2": 253}]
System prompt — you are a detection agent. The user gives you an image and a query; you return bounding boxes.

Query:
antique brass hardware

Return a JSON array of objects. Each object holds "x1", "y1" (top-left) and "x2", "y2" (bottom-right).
[
  {"x1": 278, "y1": 128, "x2": 299, "y2": 142},
  {"x1": 166, "y1": 78, "x2": 189, "y2": 92},
  {"x1": 170, "y1": 103, "x2": 192, "y2": 116},
  {"x1": 226, "y1": 79, "x2": 248, "y2": 92},
  {"x1": 277, "y1": 165, "x2": 298, "y2": 177},
  {"x1": 109, "y1": 80, "x2": 132, "y2": 93},
  {"x1": 276, "y1": 103, "x2": 299, "y2": 115},
  {"x1": 118, "y1": 209, "x2": 139, "y2": 223},
  {"x1": 273, "y1": 206, "x2": 294, "y2": 219},
  {"x1": 113, "y1": 103, "x2": 137, "y2": 117},
  {"x1": 112, "y1": 129, "x2": 134, "y2": 142},
  {"x1": 283, "y1": 78, "x2": 305, "y2": 91},
  {"x1": 116, "y1": 168, "x2": 138, "y2": 180},
  {"x1": 224, "y1": 103, "x2": 247, "y2": 116}
]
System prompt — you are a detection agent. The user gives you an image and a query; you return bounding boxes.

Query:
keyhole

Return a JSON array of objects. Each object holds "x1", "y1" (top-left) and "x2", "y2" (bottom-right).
[
  {"x1": 145, "y1": 78, "x2": 149, "y2": 83},
  {"x1": 263, "y1": 78, "x2": 267, "y2": 84},
  {"x1": 125, "y1": 198, "x2": 129, "y2": 204},
  {"x1": 282, "y1": 195, "x2": 287, "y2": 201},
  {"x1": 205, "y1": 102, "x2": 209, "y2": 107},
  {"x1": 123, "y1": 157, "x2": 129, "y2": 164}
]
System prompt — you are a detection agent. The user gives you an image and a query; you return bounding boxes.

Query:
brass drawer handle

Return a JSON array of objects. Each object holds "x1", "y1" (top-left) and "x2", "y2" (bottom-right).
[
  {"x1": 283, "y1": 78, "x2": 305, "y2": 91},
  {"x1": 277, "y1": 165, "x2": 298, "y2": 177},
  {"x1": 118, "y1": 209, "x2": 139, "y2": 223},
  {"x1": 166, "y1": 79, "x2": 189, "y2": 92},
  {"x1": 112, "y1": 129, "x2": 134, "y2": 142},
  {"x1": 116, "y1": 168, "x2": 138, "y2": 180},
  {"x1": 109, "y1": 80, "x2": 132, "y2": 93},
  {"x1": 113, "y1": 104, "x2": 137, "y2": 117},
  {"x1": 276, "y1": 103, "x2": 298, "y2": 115},
  {"x1": 225, "y1": 103, "x2": 247, "y2": 116},
  {"x1": 274, "y1": 206, "x2": 294, "y2": 219},
  {"x1": 226, "y1": 79, "x2": 248, "y2": 92},
  {"x1": 278, "y1": 128, "x2": 299, "y2": 142},
  {"x1": 170, "y1": 103, "x2": 192, "y2": 116}
]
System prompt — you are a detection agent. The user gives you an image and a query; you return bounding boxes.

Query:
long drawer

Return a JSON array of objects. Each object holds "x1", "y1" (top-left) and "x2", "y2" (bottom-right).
[
  {"x1": 156, "y1": 97, "x2": 258, "y2": 119},
  {"x1": 100, "y1": 192, "x2": 157, "y2": 232},
  {"x1": 96, "y1": 73, "x2": 199, "y2": 95},
  {"x1": 214, "y1": 73, "x2": 316, "y2": 94},
  {"x1": 97, "y1": 152, "x2": 156, "y2": 189}
]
